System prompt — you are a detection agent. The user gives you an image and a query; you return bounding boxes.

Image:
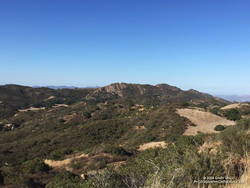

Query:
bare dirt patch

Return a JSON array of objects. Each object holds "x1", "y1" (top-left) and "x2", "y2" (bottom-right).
[
  {"x1": 177, "y1": 108, "x2": 235, "y2": 135},
  {"x1": 46, "y1": 96, "x2": 55, "y2": 100},
  {"x1": 44, "y1": 153, "x2": 88, "y2": 171},
  {"x1": 134, "y1": 125, "x2": 146, "y2": 130},
  {"x1": 18, "y1": 107, "x2": 45, "y2": 112},
  {"x1": 44, "y1": 152, "x2": 126, "y2": 175},
  {"x1": 53, "y1": 104, "x2": 69, "y2": 108},
  {"x1": 138, "y1": 141, "x2": 167, "y2": 151}
]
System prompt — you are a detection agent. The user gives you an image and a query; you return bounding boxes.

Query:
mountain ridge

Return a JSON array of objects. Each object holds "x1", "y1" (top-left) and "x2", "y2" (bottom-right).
[
  {"x1": 89, "y1": 82, "x2": 230, "y2": 105},
  {"x1": 0, "y1": 82, "x2": 230, "y2": 120}
]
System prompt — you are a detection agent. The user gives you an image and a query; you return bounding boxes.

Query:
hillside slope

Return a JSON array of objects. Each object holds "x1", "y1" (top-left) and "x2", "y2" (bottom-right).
[{"x1": 0, "y1": 83, "x2": 236, "y2": 187}]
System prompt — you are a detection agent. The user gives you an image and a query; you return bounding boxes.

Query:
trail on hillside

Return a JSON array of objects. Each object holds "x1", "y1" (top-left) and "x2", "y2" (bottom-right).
[{"x1": 44, "y1": 153, "x2": 88, "y2": 171}]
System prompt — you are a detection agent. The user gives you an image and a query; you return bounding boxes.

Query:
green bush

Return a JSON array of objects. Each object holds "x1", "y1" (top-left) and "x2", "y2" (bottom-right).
[
  {"x1": 46, "y1": 171, "x2": 82, "y2": 188},
  {"x1": 86, "y1": 157, "x2": 107, "y2": 171},
  {"x1": 80, "y1": 119, "x2": 129, "y2": 147},
  {"x1": 81, "y1": 170, "x2": 127, "y2": 188},
  {"x1": 117, "y1": 142, "x2": 226, "y2": 188},
  {"x1": 237, "y1": 118, "x2": 250, "y2": 130},
  {"x1": 210, "y1": 107, "x2": 221, "y2": 116},
  {"x1": 223, "y1": 109, "x2": 241, "y2": 121},
  {"x1": 70, "y1": 160, "x2": 83, "y2": 170},
  {"x1": 104, "y1": 145, "x2": 131, "y2": 156},
  {"x1": 20, "y1": 177, "x2": 44, "y2": 188},
  {"x1": 174, "y1": 135, "x2": 205, "y2": 148},
  {"x1": 214, "y1": 125, "x2": 226, "y2": 131},
  {"x1": 49, "y1": 149, "x2": 73, "y2": 160},
  {"x1": 181, "y1": 102, "x2": 190, "y2": 107},
  {"x1": 220, "y1": 127, "x2": 250, "y2": 156},
  {"x1": 22, "y1": 158, "x2": 51, "y2": 174}
]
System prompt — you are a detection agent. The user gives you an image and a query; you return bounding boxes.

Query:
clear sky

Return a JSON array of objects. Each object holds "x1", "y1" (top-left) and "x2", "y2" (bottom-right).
[{"x1": 0, "y1": 0, "x2": 250, "y2": 95}]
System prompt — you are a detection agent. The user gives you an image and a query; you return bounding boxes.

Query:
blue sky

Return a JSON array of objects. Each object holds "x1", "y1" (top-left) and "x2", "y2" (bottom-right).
[{"x1": 0, "y1": 0, "x2": 250, "y2": 94}]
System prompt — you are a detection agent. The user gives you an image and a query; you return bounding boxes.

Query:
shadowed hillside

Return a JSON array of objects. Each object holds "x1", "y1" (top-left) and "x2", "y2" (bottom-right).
[{"x1": 0, "y1": 85, "x2": 94, "y2": 119}]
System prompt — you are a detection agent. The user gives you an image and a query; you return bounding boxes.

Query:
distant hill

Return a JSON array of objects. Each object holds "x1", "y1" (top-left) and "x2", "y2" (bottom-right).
[
  {"x1": 0, "y1": 84, "x2": 94, "y2": 118},
  {"x1": 34, "y1": 85, "x2": 78, "y2": 89},
  {"x1": 32, "y1": 85, "x2": 100, "y2": 89},
  {"x1": 216, "y1": 95, "x2": 250, "y2": 102}
]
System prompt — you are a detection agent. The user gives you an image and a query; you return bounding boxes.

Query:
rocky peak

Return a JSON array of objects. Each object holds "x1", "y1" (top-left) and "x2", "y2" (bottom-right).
[
  {"x1": 104, "y1": 83, "x2": 129, "y2": 93},
  {"x1": 94, "y1": 83, "x2": 130, "y2": 97},
  {"x1": 155, "y1": 84, "x2": 182, "y2": 92},
  {"x1": 187, "y1": 89, "x2": 201, "y2": 94}
]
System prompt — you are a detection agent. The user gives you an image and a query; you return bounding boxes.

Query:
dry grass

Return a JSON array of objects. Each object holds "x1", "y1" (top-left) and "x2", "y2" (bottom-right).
[
  {"x1": 221, "y1": 103, "x2": 249, "y2": 110},
  {"x1": 177, "y1": 108, "x2": 235, "y2": 135},
  {"x1": 138, "y1": 141, "x2": 167, "y2": 151},
  {"x1": 225, "y1": 157, "x2": 250, "y2": 188},
  {"x1": 198, "y1": 141, "x2": 222, "y2": 155}
]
